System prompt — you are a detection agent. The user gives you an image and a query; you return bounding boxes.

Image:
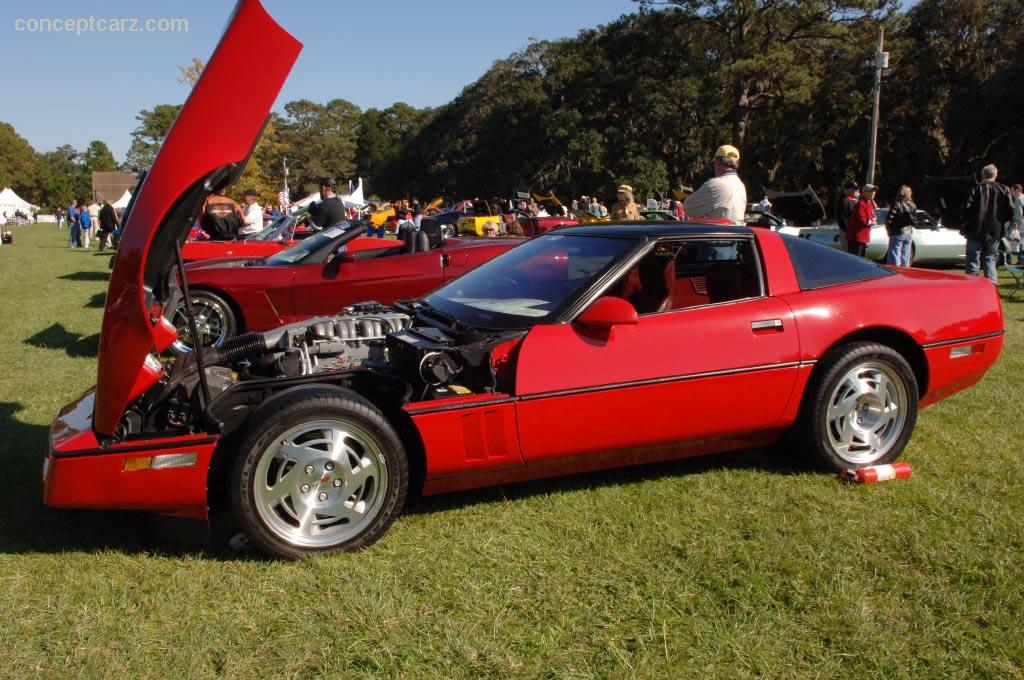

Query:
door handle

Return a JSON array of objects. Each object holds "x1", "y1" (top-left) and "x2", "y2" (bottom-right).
[
  {"x1": 441, "y1": 253, "x2": 450, "y2": 267},
  {"x1": 750, "y1": 319, "x2": 783, "y2": 331}
]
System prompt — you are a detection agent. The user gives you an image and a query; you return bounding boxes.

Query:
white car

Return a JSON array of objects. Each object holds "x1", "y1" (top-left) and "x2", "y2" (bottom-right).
[{"x1": 865, "y1": 208, "x2": 966, "y2": 266}]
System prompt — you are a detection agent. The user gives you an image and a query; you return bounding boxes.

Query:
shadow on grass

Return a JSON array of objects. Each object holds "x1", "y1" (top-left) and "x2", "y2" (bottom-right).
[
  {"x1": 25, "y1": 324, "x2": 100, "y2": 358},
  {"x1": 403, "y1": 444, "x2": 808, "y2": 519},
  {"x1": 0, "y1": 401, "x2": 255, "y2": 560},
  {"x1": 85, "y1": 292, "x2": 106, "y2": 308},
  {"x1": 58, "y1": 271, "x2": 109, "y2": 282},
  {"x1": 0, "y1": 401, "x2": 150, "y2": 555}
]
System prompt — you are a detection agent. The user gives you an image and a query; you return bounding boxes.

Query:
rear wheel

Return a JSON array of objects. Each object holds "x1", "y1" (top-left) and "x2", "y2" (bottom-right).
[
  {"x1": 798, "y1": 342, "x2": 918, "y2": 471},
  {"x1": 171, "y1": 290, "x2": 236, "y2": 351},
  {"x1": 230, "y1": 389, "x2": 408, "y2": 559}
]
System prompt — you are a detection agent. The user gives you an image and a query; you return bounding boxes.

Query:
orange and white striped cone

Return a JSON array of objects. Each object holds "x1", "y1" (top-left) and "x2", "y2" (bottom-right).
[{"x1": 840, "y1": 462, "x2": 912, "y2": 484}]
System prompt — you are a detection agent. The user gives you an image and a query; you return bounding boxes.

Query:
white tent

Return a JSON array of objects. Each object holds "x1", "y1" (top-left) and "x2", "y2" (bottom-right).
[
  {"x1": 0, "y1": 187, "x2": 40, "y2": 220},
  {"x1": 342, "y1": 178, "x2": 365, "y2": 209},
  {"x1": 111, "y1": 190, "x2": 132, "y2": 209},
  {"x1": 290, "y1": 178, "x2": 366, "y2": 212}
]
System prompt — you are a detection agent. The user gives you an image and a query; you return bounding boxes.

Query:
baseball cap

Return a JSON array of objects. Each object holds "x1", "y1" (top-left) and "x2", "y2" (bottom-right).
[
  {"x1": 616, "y1": 184, "x2": 634, "y2": 193},
  {"x1": 714, "y1": 144, "x2": 740, "y2": 161},
  {"x1": 861, "y1": 183, "x2": 878, "y2": 193}
]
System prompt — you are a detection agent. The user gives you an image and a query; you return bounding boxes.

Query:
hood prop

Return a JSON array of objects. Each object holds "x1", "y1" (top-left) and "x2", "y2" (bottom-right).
[{"x1": 174, "y1": 239, "x2": 212, "y2": 411}]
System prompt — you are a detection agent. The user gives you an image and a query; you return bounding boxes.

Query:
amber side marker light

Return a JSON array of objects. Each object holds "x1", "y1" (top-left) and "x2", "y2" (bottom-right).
[
  {"x1": 123, "y1": 452, "x2": 198, "y2": 472},
  {"x1": 950, "y1": 344, "x2": 984, "y2": 358}
]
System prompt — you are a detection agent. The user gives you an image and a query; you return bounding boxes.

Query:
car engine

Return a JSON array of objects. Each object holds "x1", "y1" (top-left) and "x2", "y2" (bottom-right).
[{"x1": 117, "y1": 301, "x2": 523, "y2": 439}]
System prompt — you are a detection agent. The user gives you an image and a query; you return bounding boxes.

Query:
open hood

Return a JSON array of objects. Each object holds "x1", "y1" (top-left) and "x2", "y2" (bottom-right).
[
  {"x1": 924, "y1": 174, "x2": 978, "y2": 227},
  {"x1": 764, "y1": 186, "x2": 826, "y2": 226},
  {"x1": 95, "y1": 0, "x2": 302, "y2": 436}
]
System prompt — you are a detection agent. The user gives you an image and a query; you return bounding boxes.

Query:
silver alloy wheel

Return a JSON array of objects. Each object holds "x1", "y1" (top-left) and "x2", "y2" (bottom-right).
[
  {"x1": 171, "y1": 295, "x2": 230, "y2": 351},
  {"x1": 252, "y1": 419, "x2": 389, "y2": 549},
  {"x1": 825, "y1": 360, "x2": 908, "y2": 465}
]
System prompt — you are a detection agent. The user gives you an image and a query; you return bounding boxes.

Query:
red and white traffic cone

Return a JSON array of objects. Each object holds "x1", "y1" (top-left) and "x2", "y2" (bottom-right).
[{"x1": 840, "y1": 462, "x2": 912, "y2": 484}]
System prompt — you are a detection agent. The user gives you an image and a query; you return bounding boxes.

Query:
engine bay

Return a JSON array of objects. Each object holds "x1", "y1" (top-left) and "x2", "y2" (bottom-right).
[{"x1": 115, "y1": 301, "x2": 524, "y2": 440}]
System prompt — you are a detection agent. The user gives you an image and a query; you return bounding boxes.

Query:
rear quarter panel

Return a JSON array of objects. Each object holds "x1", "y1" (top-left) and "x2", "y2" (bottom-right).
[{"x1": 779, "y1": 267, "x2": 1003, "y2": 405}]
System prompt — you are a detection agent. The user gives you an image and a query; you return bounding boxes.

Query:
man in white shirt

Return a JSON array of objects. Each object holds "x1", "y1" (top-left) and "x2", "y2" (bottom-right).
[
  {"x1": 86, "y1": 200, "x2": 101, "y2": 248},
  {"x1": 683, "y1": 144, "x2": 747, "y2": 225},
  {"x1": 240, "y1": 189, "x2": 264, "y2": 238}
]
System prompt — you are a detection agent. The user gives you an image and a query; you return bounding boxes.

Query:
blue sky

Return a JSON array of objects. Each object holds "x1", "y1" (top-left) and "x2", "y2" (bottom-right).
[{"x1": 2, "y1": 0, "x2": 639, "y2": 161}]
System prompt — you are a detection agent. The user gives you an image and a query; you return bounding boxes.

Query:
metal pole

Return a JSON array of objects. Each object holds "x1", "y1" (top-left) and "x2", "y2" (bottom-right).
[{"x1": 866, "y1": 26, "x2": 885, "y2": 186}]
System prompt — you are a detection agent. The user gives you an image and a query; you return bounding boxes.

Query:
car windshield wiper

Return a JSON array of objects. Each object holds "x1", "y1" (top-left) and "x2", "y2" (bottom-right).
[{"x1": 415, "y1": 299, "x2": 468, "y2": 330}]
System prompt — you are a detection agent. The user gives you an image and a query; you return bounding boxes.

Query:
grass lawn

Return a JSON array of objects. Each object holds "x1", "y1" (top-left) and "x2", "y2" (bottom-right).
[{"x1": 1, "y1": 224, "x2": 1022, "y2": 678}]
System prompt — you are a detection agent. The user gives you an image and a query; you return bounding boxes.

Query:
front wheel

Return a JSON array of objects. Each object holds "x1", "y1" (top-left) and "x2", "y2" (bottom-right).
[
  {"x1": 171, "y1": 290, "x2": 236, "y2": 351},
  {"x1": 230, "y1": 389, "x2": 408, "y2": 559},
  {"x1": 798, "y1": 342, "x2": 918, "y2": 471}
]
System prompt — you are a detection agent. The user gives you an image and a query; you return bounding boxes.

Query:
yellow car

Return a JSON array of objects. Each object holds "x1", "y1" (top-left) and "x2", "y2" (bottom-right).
[
  {"x1": 368, "y1": 206, "x2": 395, "y2": 228},
  {"x1": 457, "y1": 200, "x2": 501, "y2": 236},
  {"x1": 574, "y1": 211, "x2": 610, "y2": 224}
]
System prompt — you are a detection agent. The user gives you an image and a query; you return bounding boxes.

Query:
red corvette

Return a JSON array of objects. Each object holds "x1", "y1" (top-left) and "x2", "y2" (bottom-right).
[
  {"x1": 44, "y1": 0, "x2": 1004, "y2": 559},
  {"x1": 175, "y1": 222, "x2": 519, "y2": 348},
  {"x1": 180, "y1": 210, "x2": 314, "y2": 263}
]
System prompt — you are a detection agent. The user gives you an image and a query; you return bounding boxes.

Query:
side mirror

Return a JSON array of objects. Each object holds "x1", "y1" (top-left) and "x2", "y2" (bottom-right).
[
  {"x1": 339, "y1": 251, "x2": 357, "y2": 264},
  {"x1": 575, "y1": 296, "x2": 638, "y2": 330}
]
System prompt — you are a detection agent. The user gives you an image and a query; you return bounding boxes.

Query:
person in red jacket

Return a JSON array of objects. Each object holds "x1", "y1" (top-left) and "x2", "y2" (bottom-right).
[{"x1": 846, "y1": 183, "x2": 877, "y2": 257}]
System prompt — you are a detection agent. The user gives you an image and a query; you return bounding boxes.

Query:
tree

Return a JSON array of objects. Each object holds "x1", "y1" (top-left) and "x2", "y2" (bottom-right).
[
  {"x1": 124, "y1": 104, "x2": 183, "y2": 170},
  {"x1": 178, "y1": 57, "x2": 205, "y2": 88},
  {"x1": 232, "y1": 116, "x2": 288, "y2": 207},
  {"x1": 634, "y1": 1, "x2": 896, "y2": 149},
  {"x1": 82, "y1": 140, "x2": 117, "y2": 173},
  {"x1": 0, "y1": 122, "x2": 41, "y2": 201},
  {"x1": 356, "y1": 103, "x2": 431, "y2": 195},
  {"x1": 39, "y1": 145, "x2": 90, "y2": 207},
  {"x1": 276, "y1": 99, "x2": 361, "y2": 195}
]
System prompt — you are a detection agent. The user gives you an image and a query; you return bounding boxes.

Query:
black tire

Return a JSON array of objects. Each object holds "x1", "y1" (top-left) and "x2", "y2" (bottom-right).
[
  {"x1": 230, "y1": 388, "x2": 408, "y2": 559},
  {"x1": 796, "y1": 342, "x2": 918, "y2": 472},
  {"x1": 171, "y1": 289, "x2": 237, "y2": 351}
]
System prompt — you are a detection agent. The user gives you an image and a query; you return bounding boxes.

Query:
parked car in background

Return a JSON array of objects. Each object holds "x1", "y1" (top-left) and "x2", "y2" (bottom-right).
[
  {"x1": 176, "y1": 221, "x2": 520, "y2": 348},
  {"x1": 864, "y1": 208, "x2": 966, "y2": 266},
  {"x1": 748, "y1": 187, "x2": 844, "y2": 249},
  {"x1": 457, "y1": 200, "x2": 503, "y2": 236},
  {"x1": 181, "y1": 208, "x2": 314, "y2": 263},
  {"x1": 518, "y1": 214, "x2": 579, "y2": 235}
]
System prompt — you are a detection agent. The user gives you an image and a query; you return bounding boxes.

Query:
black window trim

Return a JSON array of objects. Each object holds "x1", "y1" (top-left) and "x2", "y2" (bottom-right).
[{"x1": 565, "y1": 233, "x2": 767, "y2": 321}]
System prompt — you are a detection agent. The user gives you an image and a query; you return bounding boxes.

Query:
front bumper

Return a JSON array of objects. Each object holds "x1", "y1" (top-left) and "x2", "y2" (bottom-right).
[{"x1": 44, "y1": 389, "x2": 219, "y2": 519}]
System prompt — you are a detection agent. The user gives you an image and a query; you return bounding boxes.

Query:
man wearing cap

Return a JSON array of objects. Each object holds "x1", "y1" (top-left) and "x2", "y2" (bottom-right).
[
  {"x1": 308, "y1": 177, "x2": 347, "y2": 229},
  {"x1": 610, "y1": 184, "x2": 641, "y2": 221},
  {"x1": 683, "y1": 145, "x2": 747, "y2": 225},
  {"x1": 846, "y1": 184, "x2": 878, "y2": 257}
]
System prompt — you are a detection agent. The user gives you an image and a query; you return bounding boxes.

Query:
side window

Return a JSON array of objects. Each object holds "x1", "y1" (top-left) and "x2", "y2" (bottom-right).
[{"x1": 609, "y1": 238, "x2": 763, "y2": 315}]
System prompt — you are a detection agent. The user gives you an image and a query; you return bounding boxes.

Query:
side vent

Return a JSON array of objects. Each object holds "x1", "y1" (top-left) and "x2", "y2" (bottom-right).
[{"x1": 461, "y1": 409, "x2": 511, "y2": 461}]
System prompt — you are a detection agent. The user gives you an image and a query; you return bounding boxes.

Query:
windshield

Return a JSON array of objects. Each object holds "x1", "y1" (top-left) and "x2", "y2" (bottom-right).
[
  {"x1": 265, "y1": 222, "x2": 356, "y2": 265},
  {"x1": 246, "y1": 213, "x2": 292, "y2": 241},
  {"x1": 423, "y1": 234, "x2": 636, "y2": 330}
]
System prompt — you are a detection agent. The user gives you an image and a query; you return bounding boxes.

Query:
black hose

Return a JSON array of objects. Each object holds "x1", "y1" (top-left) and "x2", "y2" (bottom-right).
[{"x1": 212, "y1": 331, "x2": 268, "y2": 365}]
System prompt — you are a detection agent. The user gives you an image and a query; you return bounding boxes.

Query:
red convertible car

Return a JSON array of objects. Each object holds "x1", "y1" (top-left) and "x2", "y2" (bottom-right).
[
  {"x1": 180, "y1": 208, "x2": 318, "y2": 263},
  {"x1": 175, "y1": 221, "x2": 519, "y2": 348},
  {"x1": 44, "y1": 0, "x2": 1004, "y2": 559}
]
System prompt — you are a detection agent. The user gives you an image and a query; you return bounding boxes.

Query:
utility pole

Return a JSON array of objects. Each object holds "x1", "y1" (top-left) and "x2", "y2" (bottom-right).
[
  {"x1": 866, "y1": 26, "x2": 888, "y2": 186},
  {"x1": 281, "y1": 156, "x2": 290, "y2": 210}
]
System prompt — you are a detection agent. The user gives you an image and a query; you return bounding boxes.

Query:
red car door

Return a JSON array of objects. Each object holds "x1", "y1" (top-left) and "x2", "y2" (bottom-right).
[
  {"x1": 289, "y1": 250, "x2": 445, "y2": 319},
  {"x1": 514, "y1": 272, "x2": 801, "y2": 464}
]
